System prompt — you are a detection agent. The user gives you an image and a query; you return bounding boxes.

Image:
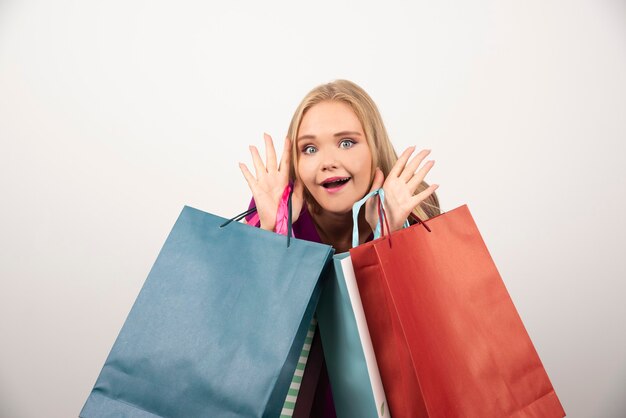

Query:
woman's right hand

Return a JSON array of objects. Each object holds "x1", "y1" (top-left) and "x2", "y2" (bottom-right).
[{"x1": 239, "y1": 133, "x2": 304, "y2": 231}]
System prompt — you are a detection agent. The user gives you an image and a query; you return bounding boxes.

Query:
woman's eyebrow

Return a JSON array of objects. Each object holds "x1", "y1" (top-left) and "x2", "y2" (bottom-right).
[
  {"x1": 297, "y1": 131, "x2": 362, "y2": 143},
  {"x1": 333, "y1": 131, "x2": 362, "y2": 138},
  {"x1": 297, "y1": 134, "x2": 316, "y2": 143}
]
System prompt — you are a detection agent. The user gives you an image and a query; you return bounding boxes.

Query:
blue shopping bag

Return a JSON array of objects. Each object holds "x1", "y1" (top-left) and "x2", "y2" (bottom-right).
[
  {"x1": 316, "y1": 192, "x2": 391, "y2": 418},
  {"x1": 80, "y1": 205, "x2": 333, "y2": 418},
  {"x1": 316, "y1": 254, "x2": 389, "y2": 418}
]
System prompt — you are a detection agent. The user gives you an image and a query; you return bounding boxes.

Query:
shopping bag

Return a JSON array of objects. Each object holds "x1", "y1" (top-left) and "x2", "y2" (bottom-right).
[
  {"x1": 80, "y1": 205, "x2": 334, "y2": 418},
  {"x1": 349, "y1": 190, "x2": 565, "y2": 418},
  {"x1": 316, "y1": 253, "x2": 389, "y2": 418},
  {"x1": 245, "y1": 188, "x2": 336, "y2": 418}
]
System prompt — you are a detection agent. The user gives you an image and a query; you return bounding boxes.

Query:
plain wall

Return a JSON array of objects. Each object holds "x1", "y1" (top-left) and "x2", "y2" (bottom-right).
[{"x1": 0, "y1": 1, "x2": 625, "y2": 417}]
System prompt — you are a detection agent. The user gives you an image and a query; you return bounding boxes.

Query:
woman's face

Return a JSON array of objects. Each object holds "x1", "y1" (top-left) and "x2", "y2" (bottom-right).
[{"x1": 296, "y1": 100, "x2": 373, "y2": 215}]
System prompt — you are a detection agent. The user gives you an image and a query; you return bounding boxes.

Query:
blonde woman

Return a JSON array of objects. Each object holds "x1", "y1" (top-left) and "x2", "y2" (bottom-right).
[
  {"x1": 239, "y1": 79, "x2": 440, "y2": 416},
  {"x1": 241, "y1": 79, "x2": 439, "y2": 249}
]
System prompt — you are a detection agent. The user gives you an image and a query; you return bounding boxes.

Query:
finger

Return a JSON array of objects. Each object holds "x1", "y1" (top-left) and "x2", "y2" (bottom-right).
[
  {"x1": 364, "y1": 168, "x2": 384, "y2": 227},
  {"x1": 264, "y1": 133, "x2": 278, "y2": 172},
  {"x1": 239, "y1": 163, "x2": 258, "y2": 193},
  {"x1": 369, "y1": 167, "x2": 385, "y2": 193},
  {"x1": 249, "y1": 145, "x2": 266, "y2": 178},
  {"x1": 400, "y1": 149, "x2": 431, "y2": 182},
  {"x1": 279, "y1": 137, "x2": 291, "y2": 172},
  {"x1": 365, "y1": 195, "x2": 378, "y2": 216},
  {"x1": 364, "y1": 194, "x2": 380, "y2": 225},
  {"x1": 388, "y1": 146, "x2": 416, "y2": 178},
  {"x1": 410, "y1": 183, "x2": 439, "y2": 207},
  {"x1": 407, "y1": 160, "x2": 435, "y2": 191},
  {"x1": 364, "y1": 195, "x2": 379, "y2": 215}
]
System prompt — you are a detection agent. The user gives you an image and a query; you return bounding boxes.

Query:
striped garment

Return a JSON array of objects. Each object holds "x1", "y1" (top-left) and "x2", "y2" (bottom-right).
[{"x1": 279, "y1": 317, "x2": 317, "y2": 417}]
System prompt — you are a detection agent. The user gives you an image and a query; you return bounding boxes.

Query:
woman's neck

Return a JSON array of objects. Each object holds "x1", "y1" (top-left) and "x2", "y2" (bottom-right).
[{"x1": 309, "y1": 204, "x2": 373, "y2": 253}]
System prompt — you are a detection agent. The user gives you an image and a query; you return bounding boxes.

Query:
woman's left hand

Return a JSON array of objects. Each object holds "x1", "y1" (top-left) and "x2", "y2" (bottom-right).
[{"x1": 365, "y1": 147, "x2": 439, "y2": 233}]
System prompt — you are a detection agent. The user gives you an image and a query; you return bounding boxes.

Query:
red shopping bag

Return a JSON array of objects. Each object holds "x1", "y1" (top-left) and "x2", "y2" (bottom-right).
[{"x1": 350, "y1": 204, "x2": 565, "y2": 418}]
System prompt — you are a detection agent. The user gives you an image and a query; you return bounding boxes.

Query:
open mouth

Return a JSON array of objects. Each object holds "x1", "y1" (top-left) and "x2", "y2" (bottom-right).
[{"x1": 322, "y1": 177, "x2": 351, "y2": 189}]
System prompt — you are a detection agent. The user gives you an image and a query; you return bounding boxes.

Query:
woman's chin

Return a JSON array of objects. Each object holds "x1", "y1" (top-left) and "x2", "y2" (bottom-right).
[
  {"x1": 310, "y1": 186, "x2": 368, "y2": 215},
  {"x1": 315, "y1": 200, "x2": 356, "y2": 216}
]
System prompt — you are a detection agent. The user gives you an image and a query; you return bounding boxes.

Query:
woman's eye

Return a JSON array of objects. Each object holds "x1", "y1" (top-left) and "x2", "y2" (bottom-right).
[
  {"x1": 339, "y1": 139, "x2": 355, "y2": 149},
  {"x1": 302, "y1": 145, "x2": 317, "y2": 155}
]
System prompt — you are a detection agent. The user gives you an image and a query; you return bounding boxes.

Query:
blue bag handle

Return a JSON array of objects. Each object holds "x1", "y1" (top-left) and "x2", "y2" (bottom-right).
[
  {"x1": 351, "y1": 189, "x2": 416, "y2": 248},
  {"x1": 351, "y1": 189, "x2": 384, "y2": 248}
]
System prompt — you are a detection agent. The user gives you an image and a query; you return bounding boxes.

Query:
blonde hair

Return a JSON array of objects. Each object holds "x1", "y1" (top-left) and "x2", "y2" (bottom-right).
[{"x1": 287, "y1": 79, "x2": 440, "y2": 220}]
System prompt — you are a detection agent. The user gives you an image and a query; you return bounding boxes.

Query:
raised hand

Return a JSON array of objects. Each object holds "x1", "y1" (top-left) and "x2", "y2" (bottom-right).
[
  {"x1": 365, "y1": 147, "x2": 438, "y2": 234},
  {"x1": 239, "y1": 133, "x2": 304, "y2": 231}
]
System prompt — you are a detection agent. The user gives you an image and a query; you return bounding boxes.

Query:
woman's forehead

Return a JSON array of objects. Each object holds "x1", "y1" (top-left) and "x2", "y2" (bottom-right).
[{"x1": 298, "y1": 101, "x2": 364, "y2": 139}]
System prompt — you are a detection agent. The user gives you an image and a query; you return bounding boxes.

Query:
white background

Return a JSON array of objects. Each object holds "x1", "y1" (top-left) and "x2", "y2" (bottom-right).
[{"x1": 1, "y1": 1, "x2": 625, "y2": 417}]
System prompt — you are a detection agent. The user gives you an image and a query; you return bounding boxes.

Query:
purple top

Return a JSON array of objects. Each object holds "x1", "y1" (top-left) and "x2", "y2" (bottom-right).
[{"x1": 245, "y1": 198, "x2": 374, "y2": 247}]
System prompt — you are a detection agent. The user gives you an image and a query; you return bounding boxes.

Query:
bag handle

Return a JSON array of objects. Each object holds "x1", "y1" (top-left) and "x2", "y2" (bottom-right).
[
  {"x1": 351, "y1": 189, "x2": 392, "y2": 248},
  {"x1": 220, "y1": 186, "x2": 295, "y2": 247},
  {"x1": 351, "y1": 189, "x2": 432, "y2": 248}
]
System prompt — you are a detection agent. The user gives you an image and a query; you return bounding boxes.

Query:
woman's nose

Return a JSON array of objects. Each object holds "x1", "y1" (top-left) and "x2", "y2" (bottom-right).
[{"x1": 320, "y1": 151, "x2": 339, "y2": 171}]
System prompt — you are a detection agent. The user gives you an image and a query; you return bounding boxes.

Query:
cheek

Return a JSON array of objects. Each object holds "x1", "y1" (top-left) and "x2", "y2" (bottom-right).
[
  {"x1": 296, "y1": 159, "x2": 314, "y2": 184},
  {"x1": 353, "y1": 149, "x2": 373, "y2": 180}
]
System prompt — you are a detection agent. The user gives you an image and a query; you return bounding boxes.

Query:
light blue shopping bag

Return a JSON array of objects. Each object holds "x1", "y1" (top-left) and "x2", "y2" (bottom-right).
[
  {"x1": 316, "y1": 190, "x2": 392, "y2": 418},
  {"x1": 81, "y1": 205, "x2": 333, "y2": 418}
]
